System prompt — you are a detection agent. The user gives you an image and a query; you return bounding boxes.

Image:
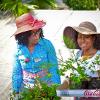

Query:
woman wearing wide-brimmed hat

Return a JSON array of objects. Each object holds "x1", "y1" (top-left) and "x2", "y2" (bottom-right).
[
  {"x1": 63, "y1": 21, "x2": 100, "y2": 100},
  {"x1": 12, "y1": 13, "x2": 61, "y2": 94}
]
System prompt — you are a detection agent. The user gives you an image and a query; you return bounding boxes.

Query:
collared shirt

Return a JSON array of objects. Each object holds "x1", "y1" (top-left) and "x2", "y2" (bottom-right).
[{"x1": 12, "y1": 38, "x2": 61, "y2": 92}]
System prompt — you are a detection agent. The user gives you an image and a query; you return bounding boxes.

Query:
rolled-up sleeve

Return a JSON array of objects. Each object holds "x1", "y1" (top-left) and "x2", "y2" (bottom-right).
[{"x1": 12, "y1": 53, "x2": 23, "y2": 93}]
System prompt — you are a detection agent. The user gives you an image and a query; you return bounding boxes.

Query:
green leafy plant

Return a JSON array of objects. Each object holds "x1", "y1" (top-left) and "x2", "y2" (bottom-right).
[
  {"x1": 29, "y1": 0, "x2": 57, "y2": 9},
  {"x1": 59, "y1": 51, "x2": 88, "y2": 89},
  {"x1": 59, "y1": 50, "x2": 100, "y2": 89},
  {"x1": 0, "y1": 0, "x2": 57, "y2": 17},
  {"x1": 10, "y1": 62, "x2": 60, "y2": 100},
  {"x1": 20, "y1": 82, "x2": 60, "y2": 100},
  {"x1": 63, "y1": 0, "x2": 98, "y2": 10},
  {"x1": 0, "y1": 0, "x2": 31, "y2": 17},
  {"x1": 10, "y1": 79, "x2": 60, "y2": 100}
]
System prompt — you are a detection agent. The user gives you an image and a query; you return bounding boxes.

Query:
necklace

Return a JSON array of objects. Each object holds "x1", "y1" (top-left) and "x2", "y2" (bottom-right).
[{"x1": 82, "y1": 49, "x2": 97, "y2": 60}]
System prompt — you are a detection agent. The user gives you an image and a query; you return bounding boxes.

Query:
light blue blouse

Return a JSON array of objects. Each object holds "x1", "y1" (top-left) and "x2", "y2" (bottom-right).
[
  {"x1": 12, "y1": 38, "x2": 61, "y2": 92},
  {"x1": 76, "y1": 50, "x2": 100, "y2": 77}
]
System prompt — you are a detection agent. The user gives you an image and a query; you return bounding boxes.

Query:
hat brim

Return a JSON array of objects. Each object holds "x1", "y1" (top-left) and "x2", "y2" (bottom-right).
[
  {"x1": 72, "y1": 26, "x2": 100, "y2": 35},
  {"x1": 13, "y1": 21, "x2": 46, "y2": 36},
  {"x1": 63, "y1": 26, "x2": 100, "y2": 49},
  {"x1": 14, "y1": 25, "x2": 34, "y2": 35}
]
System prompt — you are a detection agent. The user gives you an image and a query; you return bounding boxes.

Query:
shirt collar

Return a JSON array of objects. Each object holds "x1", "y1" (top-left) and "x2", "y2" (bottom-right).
[{"x1": 38, "y1": 38, "x2": 44, "y2": 46}]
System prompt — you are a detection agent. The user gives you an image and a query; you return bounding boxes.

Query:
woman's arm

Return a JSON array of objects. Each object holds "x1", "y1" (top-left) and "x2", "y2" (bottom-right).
[
  {"x1": 12, "y1": 53, "x2": 23, "y2": 93},
  {"x1": 46, "y1": 40, "x2": 61, "y2": 84}
]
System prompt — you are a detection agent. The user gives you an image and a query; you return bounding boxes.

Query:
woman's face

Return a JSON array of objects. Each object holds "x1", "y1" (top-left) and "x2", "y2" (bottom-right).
[
  {"x1": 77, "y1": 33, "x2": 95, "y2": 52},
  {"x1": 28, "y1": 29, "x2": 41, "y2": 45}
]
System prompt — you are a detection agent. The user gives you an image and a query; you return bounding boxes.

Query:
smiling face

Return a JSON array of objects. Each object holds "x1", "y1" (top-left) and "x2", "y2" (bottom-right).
[{"x1": 77, "y1": 33, "x2": 95, "y2": 52}]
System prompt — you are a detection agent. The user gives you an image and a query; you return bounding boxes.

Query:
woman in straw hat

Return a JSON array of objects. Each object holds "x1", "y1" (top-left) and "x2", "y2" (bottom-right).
[
  {"x1": 63, "y1": 21, "x2": 100, "y2": 100},
  {"x1": 12, "y1": 13, "x2": 61, "y2": 94}
]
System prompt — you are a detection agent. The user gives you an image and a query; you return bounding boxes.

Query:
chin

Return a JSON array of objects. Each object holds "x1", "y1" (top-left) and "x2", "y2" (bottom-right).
[
  {"x1": 34, "y1": 41, "x2": 38, "y2": 45},
  {"x1": 81, "y1": 48, "x2": 87, "y2": 51}
]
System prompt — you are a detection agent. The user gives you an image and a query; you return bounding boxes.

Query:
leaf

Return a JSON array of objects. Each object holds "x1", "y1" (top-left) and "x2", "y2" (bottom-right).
[{"x1": 63, "y1": 0, "x2": 97, "y2": 10}]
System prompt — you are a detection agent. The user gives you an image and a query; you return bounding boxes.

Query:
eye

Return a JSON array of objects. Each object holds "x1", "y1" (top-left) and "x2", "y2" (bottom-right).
[
  {"x1": 34, "y1": 29, "x2": 41, "y2": 35},
  {"x1": 36, "y1": 29, "x2": 42, "y2": 34},
  {"x1": 85, "y1": 36, "x2": 90, "y2": 38},
  {"x1": 78, "y1": 35, "x2": 82, "y2": 39}
]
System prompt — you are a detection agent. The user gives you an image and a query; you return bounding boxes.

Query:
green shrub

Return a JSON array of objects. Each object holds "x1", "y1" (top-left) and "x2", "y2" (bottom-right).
[
  {"x1": 0, "y1": 0, "x2": 30, "y2": 17},
  {"x1": 59, "y1": 50, "x2": 100, "y2": 89},
  {"x1": 63, "y1": 0, "x2": 98, "y2": 10},
  {"x1": 10, "y1": 80, "x2": 60, "y2": 100},
  {"x1": 0, "y1": 0, "x2": 57, "y2": 17}
]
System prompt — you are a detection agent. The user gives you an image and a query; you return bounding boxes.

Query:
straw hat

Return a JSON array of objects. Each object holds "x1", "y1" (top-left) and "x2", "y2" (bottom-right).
[
  {"x1": 14, "y1": 13, "x2": 46, "y2": 35},
  {"x1": 63, "y1": 21, "x2": 100, "y2": 49}
]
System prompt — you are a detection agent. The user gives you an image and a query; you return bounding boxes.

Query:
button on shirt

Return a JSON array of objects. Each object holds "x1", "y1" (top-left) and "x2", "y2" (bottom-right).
[{"x1": 12, "y1": 38, "x2": 61, "y2": 92}]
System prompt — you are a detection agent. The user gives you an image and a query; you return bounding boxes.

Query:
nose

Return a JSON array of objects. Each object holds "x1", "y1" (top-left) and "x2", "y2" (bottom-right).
[
  {"x1": 34, "y1": 34, "x2": 39, "y2": 39},
  {"x1": 81, "y1": 36, "x2": 85, "y2": 43}
]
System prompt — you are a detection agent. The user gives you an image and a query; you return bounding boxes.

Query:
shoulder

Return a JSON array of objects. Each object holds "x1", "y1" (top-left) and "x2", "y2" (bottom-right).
[
  {"x1": 14, "y1": 44, "x2": 25, "y2": 56},
  {"x1": 96, "y1": 50, "x2": 100, "y2": 55},
  {"x1": 39, "y1": 38, "x2": 56, "y2": 52},
  {"x1": 75, "y1": 50, "x2": 82, "y2": 58},
  {"x1": 39, "y1": 38, "x2": 54, "y2": 47},
  {"x1": 40, "y1": 38, "x2": 52, "y2": 44}
]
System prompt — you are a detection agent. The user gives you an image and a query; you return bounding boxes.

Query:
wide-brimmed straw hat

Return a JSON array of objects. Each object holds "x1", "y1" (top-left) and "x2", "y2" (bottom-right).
[
  {"x1": 14, "y1": 13, "x2": 46, "y2": 35},
  {"x1": 63, "y1": 21, "x2": 100, "y2": 49}
]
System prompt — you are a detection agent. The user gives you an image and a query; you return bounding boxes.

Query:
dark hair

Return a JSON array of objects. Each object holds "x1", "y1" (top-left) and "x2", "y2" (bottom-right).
[
  {"x1": 15, "y1": 28, "x2": 44, "y2": 46},
  {"x1": 93, "y1": 34, "x2": 100, "y2": 50}
]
